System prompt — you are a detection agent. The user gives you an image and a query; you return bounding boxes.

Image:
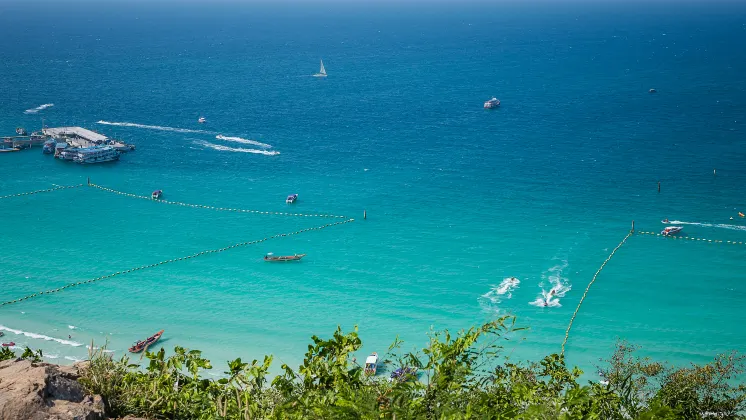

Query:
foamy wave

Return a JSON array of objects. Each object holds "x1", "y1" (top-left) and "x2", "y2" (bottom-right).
[
  {"x1": 64, "y1": 356, "x2": 83, "y2": 362},
  {"x1": 195, "y1": 140, "x2": 280, "y2": 156},
  {"x1": 0, "y1": 325, "x2": 83, "y2": 347},
  {"x1": 24, "y1": 103, "x2": 54, "y2": 114},
  {"x1": 68, "y1": 325, "x2": 77, "y2": 330},
  {"x1": 530, "y1": 261, "x2": 571, "y2": 308},
  {"x1": 668, "y1": 220, "x2": 746, "y2": 232},
  {"x1": 479, "y1": 277, "x2": 520, "y2": 313},
  {"x1": 45, "y1": 354, "x2": 60, "y2": 359},
  {"x1": 97, "y1": 121, "x2": 209, "y2": 134},
  {"x1": 215, "y1": 135, "x2": 272, "y2": 149}
]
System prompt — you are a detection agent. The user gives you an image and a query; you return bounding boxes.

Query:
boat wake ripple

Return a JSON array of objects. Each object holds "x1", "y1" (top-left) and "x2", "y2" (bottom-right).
[
  {"x1": 215, "y1": 135, "x2": 272, "y2": 149},
  {"x1": 97, "y1": 120, "x2": 210, "y2": 134},
  {"x1": 0, "y1": 324, "x2": 83, "y2": 347},
  {"x1": 668, "y1": 220, "x2": 746, "y2": 232},
  {"x1": 479, "y1": 277, "x2": 520, "y2": 313},
  {"x1": 530, "y1": 260, "x2": 571, "y2": 308},
  {"x1": 24, "y1": 103, "x2": 54, "y2": 114},
  {"x1": 195, "y1": 140, "x2": 280, "y2": 156}
]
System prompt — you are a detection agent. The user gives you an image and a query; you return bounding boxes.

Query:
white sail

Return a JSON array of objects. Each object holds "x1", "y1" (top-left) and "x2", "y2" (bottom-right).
[{"x1": 314, "y1": 59, "x2": 327, "y2": 77}]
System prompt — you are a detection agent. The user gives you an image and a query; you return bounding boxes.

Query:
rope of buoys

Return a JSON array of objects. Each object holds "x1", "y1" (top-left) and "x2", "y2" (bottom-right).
[
  {"x1": 0, "y1": 218, "x2": 355, "y2": 308},
  {"x1": 88, "y1": 183, "x2": 346, "y2": 219},
  {"x1": 561, "y1": 230, "x2": 633, "y2": 356},
  {"x1": 636, "y1": 231, "x2": 745, "y2": 245},
  {"x1": 0, "y1": 184, "x2": 83, "y2": 200}
]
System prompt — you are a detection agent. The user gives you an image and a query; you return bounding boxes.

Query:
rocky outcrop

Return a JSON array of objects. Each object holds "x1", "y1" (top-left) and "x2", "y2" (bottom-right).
[{"x1": 0, "y1": 358, "x2": 105, "y2": 420}]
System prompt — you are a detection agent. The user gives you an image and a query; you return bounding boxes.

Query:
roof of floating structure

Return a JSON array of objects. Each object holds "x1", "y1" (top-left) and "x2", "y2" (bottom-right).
[{"x1": 43, "y1": 127, "x2": 108, "y2": 143}]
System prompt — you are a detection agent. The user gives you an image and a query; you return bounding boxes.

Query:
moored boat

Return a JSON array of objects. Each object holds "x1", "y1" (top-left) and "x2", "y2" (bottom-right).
[
  {"x1": 129, "y1": 330, "x2": 164, "y2": 353},
  {"x1": 152, "y1": 190, "x2": 163, "y2": 200},
  {"x1": 198, "y1": 117, "x2": 206, "y2": 124},
  {"x1": 661, "y1": 226, "x2": 683, "y2": 236},
  {"x1": 264, "y1": 253, "x2": 306, "y2": 262},
  {"x1": 72, "y1": 146, "x2": 120, "y2": 164},
  {"x1": 286, "y1": 194, "x2": 298, "y2": 204},
  {"x1": 42, "y1": 139, "x2": 56, "y2": 154},
  {"x1": 484, "y1": 97, "x2": 500, "y2": 109},
  {"x1": 2, "y1": 342, "x2": 14, "y2": 347},
  {"x1": 364, "y1": 352, "x2": 379, "y2": 376}
]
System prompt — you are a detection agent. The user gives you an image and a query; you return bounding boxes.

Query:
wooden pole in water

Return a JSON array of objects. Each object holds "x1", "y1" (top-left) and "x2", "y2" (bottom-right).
[
  {"x1": 658, "y1": 181, "x2": 661, "y2": 193},
  {"x1": 87, "y1": 177, "x2": 90, "y2": 186},
  {"x1": 363, "y1": 210, "x2": 367, "y2": 220},
  {"x1": 631, "y1": 220, "x2": 635, "y2": 233}
]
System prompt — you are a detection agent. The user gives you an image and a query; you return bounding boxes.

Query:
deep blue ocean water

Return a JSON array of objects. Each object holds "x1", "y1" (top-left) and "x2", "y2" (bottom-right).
[{"x1": 1, "y1": 1, "x2": 746, "y2": 378}]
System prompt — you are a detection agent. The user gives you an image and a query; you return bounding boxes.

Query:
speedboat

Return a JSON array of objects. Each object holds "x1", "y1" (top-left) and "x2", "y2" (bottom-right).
[
  {"x1": 129, "y1": 330, "x2": 164, "y2": 353},
  {"x1": 661, "y1": 218, "x2": 670, "y2": 224},
  {"x1": 484, "y1": 97, "x2": 500, "y2": 109},
  {"x1": 264, "y1": 253, "x2": 306, "y2": 262},
  {"x1": 364, "y1": 352, "x2": 379, "y2": 376},
  {"x1": 198, "y1": 117, "x2": 206, "y2": 124},
  {"x1": 286, "y1": 194, "x2": 298, "y2": 204},
  {"x1": 152, "y1": 190, "x2": 163, "y2": 200},
  {"x1": 661, "y1": 226, "x2": 683, "y2": 236}
]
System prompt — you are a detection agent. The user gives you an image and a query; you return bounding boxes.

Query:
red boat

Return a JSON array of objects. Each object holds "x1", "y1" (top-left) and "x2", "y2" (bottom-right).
[
  {"x1": 2, "y1": 342, "x2": 15, "y2": 347},
  {"x1": 263, "y1": 253, "x2": 306, "y2": 262},
  {"x1": 129, "y1": 330, "x2": 164, "y2": 353}
]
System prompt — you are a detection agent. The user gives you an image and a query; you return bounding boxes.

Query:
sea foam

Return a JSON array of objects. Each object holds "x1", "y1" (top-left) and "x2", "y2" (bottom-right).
[
  {"x1": 215, "y1": 135, "x2": 272, "y2": 149},
  {"x1": 0, "y1": 325, "x2": 83, "y2": 347},
  {"x1": 24, "y1": 103, "x2": 54, "y2": 114},
  {"x1": 195, "y1": 140, "x2": 280, "y2": 156},
  {"x1": 97, "y1": 120, "x2": 209, "y2": 134}
]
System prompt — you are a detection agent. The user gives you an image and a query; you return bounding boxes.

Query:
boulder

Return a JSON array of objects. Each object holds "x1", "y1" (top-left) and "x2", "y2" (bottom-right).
[{"x1": 0, "y1": 358, "x2": 105, "y2": 420}]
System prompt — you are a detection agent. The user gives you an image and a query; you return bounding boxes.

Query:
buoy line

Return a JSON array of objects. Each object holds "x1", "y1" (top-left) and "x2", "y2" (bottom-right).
[
  {"x1": 0, "y1": 184, "x2": 83, "y2": 200},
  {"x1": 0, "y1": 218, "x2": 355, "y2": 308},
  {"x1": 636, "y1": 231, "x2": 745, "y2": 245},
  {"x1": 88, "y1": 183, "x2": 346, "y2": 219},
  {"x1": 561, "y1": 231, "x2": 633, "y2": 356}
]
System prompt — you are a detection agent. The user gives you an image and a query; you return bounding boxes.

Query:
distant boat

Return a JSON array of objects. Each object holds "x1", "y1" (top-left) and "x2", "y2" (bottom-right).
[
  {"x1": 198, "y1": 117, "x2": 206, "y2": 124},
  {"x1": 484, "y1": 97, "x2": 500, "y2": 109},
  {"x1": 364, "y1": 352, "x2": 379, "y2": 375},
  {"x1": 286, "y1": 193, "x2": 298, "y2": 204},
  {"x1": 264, "y1": 253, "x2": 306, "y2": 262},
  {"x1": 129, "y1": 330, "x2": 164, "y2": 353},
  {"x1": 649, "y1": 88, "x2": 657, "y2": 93},
  {"x1": 152, "y1": 190, "x2": 163, "y2": 200},
  {"x1": 2, "y1": 342, "x2": 15, "y2": 347},
  {"x1": 313, "y1": 60, "x2": 327, "y2": 78}
]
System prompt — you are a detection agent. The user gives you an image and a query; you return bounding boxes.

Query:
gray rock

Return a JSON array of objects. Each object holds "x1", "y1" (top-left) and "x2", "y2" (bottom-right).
[{"x1": 0, "y1": 358, "x2": 105, "y2": 420}]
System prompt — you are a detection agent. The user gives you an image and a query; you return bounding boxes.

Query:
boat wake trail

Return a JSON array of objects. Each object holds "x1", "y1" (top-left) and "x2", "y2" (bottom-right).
[
  {"x1": 668, "y1": 220, "x2": 746, "y2": 232},
  {"x1": 0, "y1": 324, "x2": 83, "y2": 347},
  {"x1": 530, "y1": 260, "x2": 571, "y2": 308},
  {"x1": 24, "y1": 103, "x2": 54, "y2": 114},
  {"x1": 479, "y1": 277, "x2": 520, "y2": 313},
  {"x1": 97, "y1": 121, "x2": 210, "y2": 134},
  {"x1": 195, "y1": 140, "x2": 280, "y2": 156},
  {"x1": 215, "y1": 135, "x2": 272, "y2": 149}
]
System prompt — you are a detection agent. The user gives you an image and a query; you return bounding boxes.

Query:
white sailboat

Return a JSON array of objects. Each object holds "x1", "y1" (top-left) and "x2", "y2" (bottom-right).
[{"x1": 313, "y1": 59, "x2": 327, "y2": 77}]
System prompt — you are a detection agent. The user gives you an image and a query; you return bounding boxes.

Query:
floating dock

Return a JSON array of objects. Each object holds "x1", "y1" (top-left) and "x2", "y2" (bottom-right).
[{"x1": 43, "y1": 127, "x2": 134, "y2": 151}]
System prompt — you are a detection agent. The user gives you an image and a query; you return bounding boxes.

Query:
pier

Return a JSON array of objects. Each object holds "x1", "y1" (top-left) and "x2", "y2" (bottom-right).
[{"x1": 43, "y1": 127, "x2": 134, "y2": 151}]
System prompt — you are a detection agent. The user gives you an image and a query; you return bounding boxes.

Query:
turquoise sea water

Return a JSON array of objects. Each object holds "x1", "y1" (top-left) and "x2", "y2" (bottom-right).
[{"x1": 1, "y1": 1, "x2": 746, "y2": 377}]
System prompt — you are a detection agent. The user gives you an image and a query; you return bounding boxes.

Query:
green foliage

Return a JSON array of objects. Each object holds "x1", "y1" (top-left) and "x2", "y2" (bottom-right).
[
  {"x1": 72, "y1": 318, "x2": 746, "y2": 420},
  {"x1": 0, "y1": 346, "x2": 15, "y2": 361}
]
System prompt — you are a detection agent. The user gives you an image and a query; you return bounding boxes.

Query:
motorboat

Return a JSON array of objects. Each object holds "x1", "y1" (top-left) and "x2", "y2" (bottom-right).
[
  {"x1": 286, "y1": 193, "x2": 298, "y2": 204},
  {"x1": 364, "y1": 352, "x2": 379, "y2": 376},
  {"x1": 16, "y1": 127, "x2": 27, "y2": 136},
  {"x1": 661, "y1": 226, "x2": 683, "y2": 236},
  {"x1": 661, "y1": 218, "x2": 670, "y2": 224},
  {"x1": 152, "y1": 190, "x2": 163, "y2": 200},
  {"x1": 42, "y1": 139, "x2": 56, "y2": 154},
  {"x1": 129, "y1": 330, "x2": 164, "y2": 353},
  {"x1": 484, "y1": 97, "x2": 500, "y2": 109},
  {"x1": 2, "y1": 342, "x2": 15, "y2": 347},
  {"x1": 198, "y1": 117, "x2": 206, "y2": 124},
  {"x1": 264, "y1": 253, "x2": 306, "y2": 262},
  {"x1": 649, "y1": 88, "x2": 657, "y2": 93}
]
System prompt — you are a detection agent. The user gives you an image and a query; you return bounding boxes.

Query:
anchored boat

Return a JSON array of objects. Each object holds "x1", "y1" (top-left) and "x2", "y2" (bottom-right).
[
  {"x1": 129, "y1": 330, "x2": 164, "y2": 353},
  {"x1": 198, "y1": 117, "x2": 206, "y2": 124},
  {"x1": 264, "y1": 253, "x2": 306, "y2": 262},
  {"x1": 286, "y1": 194, "x2": 298, "y2": 204},
  {"x1": 152, "y1": 190, "x2": 163, "y2": 200},
  {"x1": 364, "y1": 352, "x2": 379, "y2": 376},
  {"x1": 484, "y1": 97, "x2": 500, "y2": 109}
]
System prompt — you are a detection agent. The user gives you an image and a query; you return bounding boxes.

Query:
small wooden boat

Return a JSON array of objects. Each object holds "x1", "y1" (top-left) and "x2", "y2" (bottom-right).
[
  {"x1": 2, "y1": 342, "x2": 15, "y2": 347},
  {"x1": 0, "y1": 148, "x2": 21, "y2": 153},
  {"x1": 264, "y1": 253, "x2": 306, "y2": 262},
  {"x1": 364, "y1": 352, "x2": 379, "y2": 376},
  {"x1": 151, "y1": 190, "x2": 163, "y2": 200},
  {"x1": 286, "y1": 194, "x2": 298, "y2": 204},
  {"x1": 129, "y1": 330, "x2": 164, "y2": 353}
]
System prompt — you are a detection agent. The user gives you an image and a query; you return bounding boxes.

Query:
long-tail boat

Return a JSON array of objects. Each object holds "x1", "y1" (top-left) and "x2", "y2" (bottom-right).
[
  {"x1": 263, "y1": 253, "x2": 306, "y2": 262},
  {"x1": 129, "y1": 330, "x2": 164, "y2": 353}
]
